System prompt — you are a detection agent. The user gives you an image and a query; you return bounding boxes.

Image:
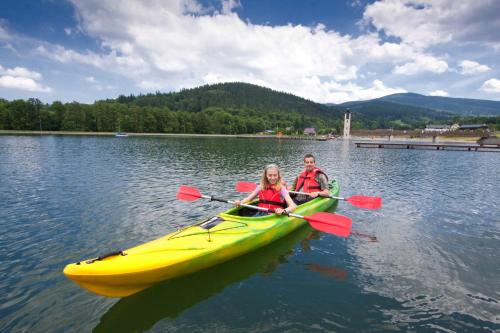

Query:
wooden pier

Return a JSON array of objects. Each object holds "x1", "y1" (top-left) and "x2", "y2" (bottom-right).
[{"x1": 354, "y1": 141, "x2": 500, "y2": 152}]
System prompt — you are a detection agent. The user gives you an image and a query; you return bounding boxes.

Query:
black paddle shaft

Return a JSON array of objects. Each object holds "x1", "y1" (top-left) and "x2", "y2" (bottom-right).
[
  {"x1": 209, "y1": 195, "x2": 231, "y2": 203},
  {"x1": 207, "y1": 195, "x2": 278, "y2": 214}
]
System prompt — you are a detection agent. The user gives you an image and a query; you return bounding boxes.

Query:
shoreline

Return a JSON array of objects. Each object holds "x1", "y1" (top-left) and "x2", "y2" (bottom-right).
[
  {"x1": 0, "y1": 130, "x2": 240, "y2": 138},
  {"x1": 0, "y1": 130, "x2": 482, "y2": 143}
]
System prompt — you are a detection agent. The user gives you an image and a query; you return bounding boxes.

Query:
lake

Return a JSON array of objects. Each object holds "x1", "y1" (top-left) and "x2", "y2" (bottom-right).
[{"x1": 0, "y1": 135, "x2": 499, "y2": 332}]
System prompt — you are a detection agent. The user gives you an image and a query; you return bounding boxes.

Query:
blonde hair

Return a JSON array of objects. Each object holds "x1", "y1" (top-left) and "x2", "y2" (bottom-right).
[{"x1": 260, "y1": 164, "x2": 283, "y2": 190}]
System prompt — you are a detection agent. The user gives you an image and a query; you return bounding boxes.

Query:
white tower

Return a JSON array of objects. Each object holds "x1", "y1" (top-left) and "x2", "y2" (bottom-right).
[{"x1": 343, "y1": 110, "x2": 351, "y2": 138}]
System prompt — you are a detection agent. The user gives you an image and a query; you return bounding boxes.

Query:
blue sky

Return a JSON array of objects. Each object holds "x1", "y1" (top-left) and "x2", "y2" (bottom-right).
[{"x1": 1, "y1": 0, "x2": 500, "y2": 104}]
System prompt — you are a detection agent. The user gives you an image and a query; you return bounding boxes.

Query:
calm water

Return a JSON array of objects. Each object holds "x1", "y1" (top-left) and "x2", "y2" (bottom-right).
[{"x1": 0, "y1": 135, "x2": 499, "y2": 333}]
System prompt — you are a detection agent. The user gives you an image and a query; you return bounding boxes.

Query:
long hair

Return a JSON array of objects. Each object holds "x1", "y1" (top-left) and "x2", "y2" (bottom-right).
[{"x1": 260, "y1": 164, "x2": 283, "y2": 190}]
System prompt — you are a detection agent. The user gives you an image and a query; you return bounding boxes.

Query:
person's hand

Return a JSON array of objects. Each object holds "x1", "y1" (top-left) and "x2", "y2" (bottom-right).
[
  {"x1": 274, "y1": 208, "x2": 288, "y2": 215},
  {"x1": 309, "y1": 192, "x2": 319, "y2": 198},
  {"x1": 234, "y1": 199, "x2": 242, "y2": 206}
]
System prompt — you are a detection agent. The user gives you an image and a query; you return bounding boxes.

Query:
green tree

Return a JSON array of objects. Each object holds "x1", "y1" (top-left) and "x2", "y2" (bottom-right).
[
  {"x1": 8, "y1": 100, "x2": 37, "y2": 130},
  {"x1": 61, "y1": 102, "x2": 86, "y2": 131},
  {"x1": 49, "y1": 101, "x2": 65, "y2": 130},
  {"x1": 0, "y1": 100, "x2": 9, "y2": 129}
]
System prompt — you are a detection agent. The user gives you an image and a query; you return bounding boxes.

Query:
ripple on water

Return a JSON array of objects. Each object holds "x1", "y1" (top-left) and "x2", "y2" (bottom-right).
[{"x1": 0, "y1": 136, "x2": 499, "y2": 332}]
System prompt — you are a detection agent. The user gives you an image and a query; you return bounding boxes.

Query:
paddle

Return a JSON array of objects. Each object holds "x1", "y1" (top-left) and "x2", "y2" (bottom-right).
[
  {"x1": 236, "y1": 181, "x2": 382, "y2": 210},
  {"x1": 176, "y1": 185, "x2": 352, "y2": 237}
]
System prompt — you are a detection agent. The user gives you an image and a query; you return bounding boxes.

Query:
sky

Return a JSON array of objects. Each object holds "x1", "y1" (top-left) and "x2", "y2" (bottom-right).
[{"x1": 1, "y1": 0, "x2": 500, "y2": 104}]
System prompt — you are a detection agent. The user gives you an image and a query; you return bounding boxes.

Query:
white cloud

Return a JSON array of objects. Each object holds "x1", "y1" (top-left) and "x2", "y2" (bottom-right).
[
  {"x1": 36, "y1": 45, "x2": 150, "y2": 76},
  {"x1": 0, "y1": 22, "x2": 11, "y2": 41},
  {"x1": 363, "y1": 0, "x2": 450, "y2": 48},
  {"x1": 363, "y1": 0, "x2": 500, "y2": 48},
  {"x1": 95, "y1": 84, "x2": 115, "y2": 91},
  {"x1": 0, "y1": 75, "x2": 52, "y2": 92},
  {"x1": 221, "y1": 0, "x2": 241, "y2": 14},
  {"x1": 480, "y1": 78, "x2": 500, "y2": 93},
  {"x1": 459, "y1": 60, "x2": 491, "y2": 75},
  {"x1": 0, "y1": 65, "x2": 52, "y2": 92},
  {"x1": 429, "y1": 90, "x2": 448, "y2": 97},
  {"x1": 0, "y1": 66, "x2": 42, "y2": 80},
  {"x1": 300, "y1": 79, "x2": 406, "y2": 103},
  {"x1": 84, "y1": 75, "x2": 114, "y2": 91},
  {"x1": 349, "y1": 79, "x2": 407, "y2": 101},
  {"x1": 40, "y1": 0, "x2": 435, "y2": 103},
  {"x1": 393, "y1": 55, "x2": 448, "y2": 75},
  {"x1": 349, "y1": 0, "x2": 363, "y2": 7},
  {"x1": 1, "y1": 0, "x2": 485, "y2": 102}
]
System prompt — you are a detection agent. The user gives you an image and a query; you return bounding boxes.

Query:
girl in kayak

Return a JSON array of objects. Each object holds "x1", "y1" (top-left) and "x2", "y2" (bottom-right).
[{"x1": 235, "y1": 164, "x2": 297, "y2": 216}]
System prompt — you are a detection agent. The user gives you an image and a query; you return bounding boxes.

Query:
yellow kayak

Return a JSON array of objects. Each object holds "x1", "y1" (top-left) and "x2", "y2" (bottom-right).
[{"x1": 63, "y1": 180, "x2": 339, "y2": 297}]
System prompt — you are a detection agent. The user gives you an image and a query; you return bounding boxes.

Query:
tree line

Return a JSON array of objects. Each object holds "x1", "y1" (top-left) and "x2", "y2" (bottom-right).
[
  {"x1": 0, "y1": 98, "x2": 343, "y2": 134},
  {"x1": 1, "y1": 82, "x2": 498, "y2": 133}
]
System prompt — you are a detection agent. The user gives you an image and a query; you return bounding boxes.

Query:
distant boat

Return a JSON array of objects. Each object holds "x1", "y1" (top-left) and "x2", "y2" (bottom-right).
[
  {"x1": 316, "y1": 134, "x2": 337, "y2": 141},
  {"x1": 115, "y1": 132, "x2": 128, "y2": 137}
]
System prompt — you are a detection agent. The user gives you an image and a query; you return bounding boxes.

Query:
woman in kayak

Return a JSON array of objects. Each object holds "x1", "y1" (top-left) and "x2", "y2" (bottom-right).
[{"x1": 235, "y1": 164, "x2": 297, "y2": 216}]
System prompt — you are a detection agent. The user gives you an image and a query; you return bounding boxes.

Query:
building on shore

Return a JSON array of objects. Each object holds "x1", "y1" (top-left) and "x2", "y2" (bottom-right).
[{"x1": 304, "y1": 127, "x2": 316, "y2": 136}]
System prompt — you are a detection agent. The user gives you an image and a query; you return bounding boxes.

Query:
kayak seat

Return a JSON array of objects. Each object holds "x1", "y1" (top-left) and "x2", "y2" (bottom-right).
[{"x1": 234, "y1": 206, "x2": 259, "y2": 217}]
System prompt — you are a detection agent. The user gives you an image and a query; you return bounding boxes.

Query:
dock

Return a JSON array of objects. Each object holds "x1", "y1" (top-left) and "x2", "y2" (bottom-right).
[{"x1": 354, "y1": 141, "x2": 500, "y2": 152}]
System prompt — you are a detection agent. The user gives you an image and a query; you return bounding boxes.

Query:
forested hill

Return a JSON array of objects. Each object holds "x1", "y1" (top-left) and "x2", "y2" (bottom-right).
[
  {"x1": 339, "y1": 100, "x2": 455, "y2": 130},
  {"x1": 112, "y1": 82, "x2": 341, "y2": 119},
  {"x1": 0, "y1": 83, "x2": 345, "y2": 134},
  {"x1": 342, "y1": 93, "x2": 500, "y2": 116}
]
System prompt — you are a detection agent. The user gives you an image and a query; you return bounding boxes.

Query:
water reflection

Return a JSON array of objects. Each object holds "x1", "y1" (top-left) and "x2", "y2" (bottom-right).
[
  {"x1": 350, "y1": 231, "x2": 378, "y2": 242},
  {"x1": 93, "y1": 225, "x2": 319, "y2": 333},
  {"x1": 305, "y1": 263, "x2": 348, "y2": 282}
]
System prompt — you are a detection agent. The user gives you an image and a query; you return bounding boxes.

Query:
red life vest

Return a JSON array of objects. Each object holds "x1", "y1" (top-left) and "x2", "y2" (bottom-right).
[
  {"x1": 258, "y1": 186, "x2": 286, "y2": 210},
  {"x1": 295, "y1": 168, "x2": 328, "y2": 193}
]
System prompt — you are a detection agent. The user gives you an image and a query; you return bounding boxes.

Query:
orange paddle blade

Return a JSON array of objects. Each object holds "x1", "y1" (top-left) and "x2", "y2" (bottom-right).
[
  {"x1": 303, "y1": 212, "x2": 352, "y2": 237},
  {"x1": 176, "y1": 185, "x2": 203, "y2": 201},
  {"x1": 236, "y1": 181, "x2": 257, "y2": 192},
  {"x1": 346, "y1": 196, "x2": 382, "y2": 209}
]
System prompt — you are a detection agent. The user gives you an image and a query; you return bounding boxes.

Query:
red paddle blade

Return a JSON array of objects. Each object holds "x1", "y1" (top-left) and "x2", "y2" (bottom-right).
[
  {"x1": 304, "y1": 212, "x2": 352, "y2": 237},
  {"x1": 346, "y1": 196, "x2": 382, "y2": 210},
  {"x1": 176, "y1": 185, "x2": 203, "y2": 201},
  {"x1": 236, "y1": 181, "x2": 257, "y2": 192}
]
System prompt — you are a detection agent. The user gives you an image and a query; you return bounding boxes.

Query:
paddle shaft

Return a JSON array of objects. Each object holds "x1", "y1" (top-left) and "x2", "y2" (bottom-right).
[
  {"x1": 234, "y1": 181, "x2": 381, "y2": 210},
  {"x1": 204, "y1": 195, "x2": 302, "y2": 218},
  {"x1": 289, "y1": 190, "x2": 346, "y2": 201}
]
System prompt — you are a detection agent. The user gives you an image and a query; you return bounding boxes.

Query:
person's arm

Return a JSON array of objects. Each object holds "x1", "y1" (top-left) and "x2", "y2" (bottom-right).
[
  {"x1": 317, "y1": 173, "x2": 330, "y2": 196},
  {"x1": 235, "y1": 186, "x2": 260, "y2": 206},
  {"x1": 289, "y1": 176, "x2": 298, "y2": 191},
  {"x1": 275, "y1": 188, "x2": 297, "y2": 215},
  {"x1": 283, "y1": 193, "x2": 297, "y2": 213}
]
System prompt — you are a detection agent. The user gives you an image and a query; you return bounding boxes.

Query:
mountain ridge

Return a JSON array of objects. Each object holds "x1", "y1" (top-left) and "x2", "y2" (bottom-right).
[{"x1": 339, "y1": 92, "x2": 500, "y2": 116}]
